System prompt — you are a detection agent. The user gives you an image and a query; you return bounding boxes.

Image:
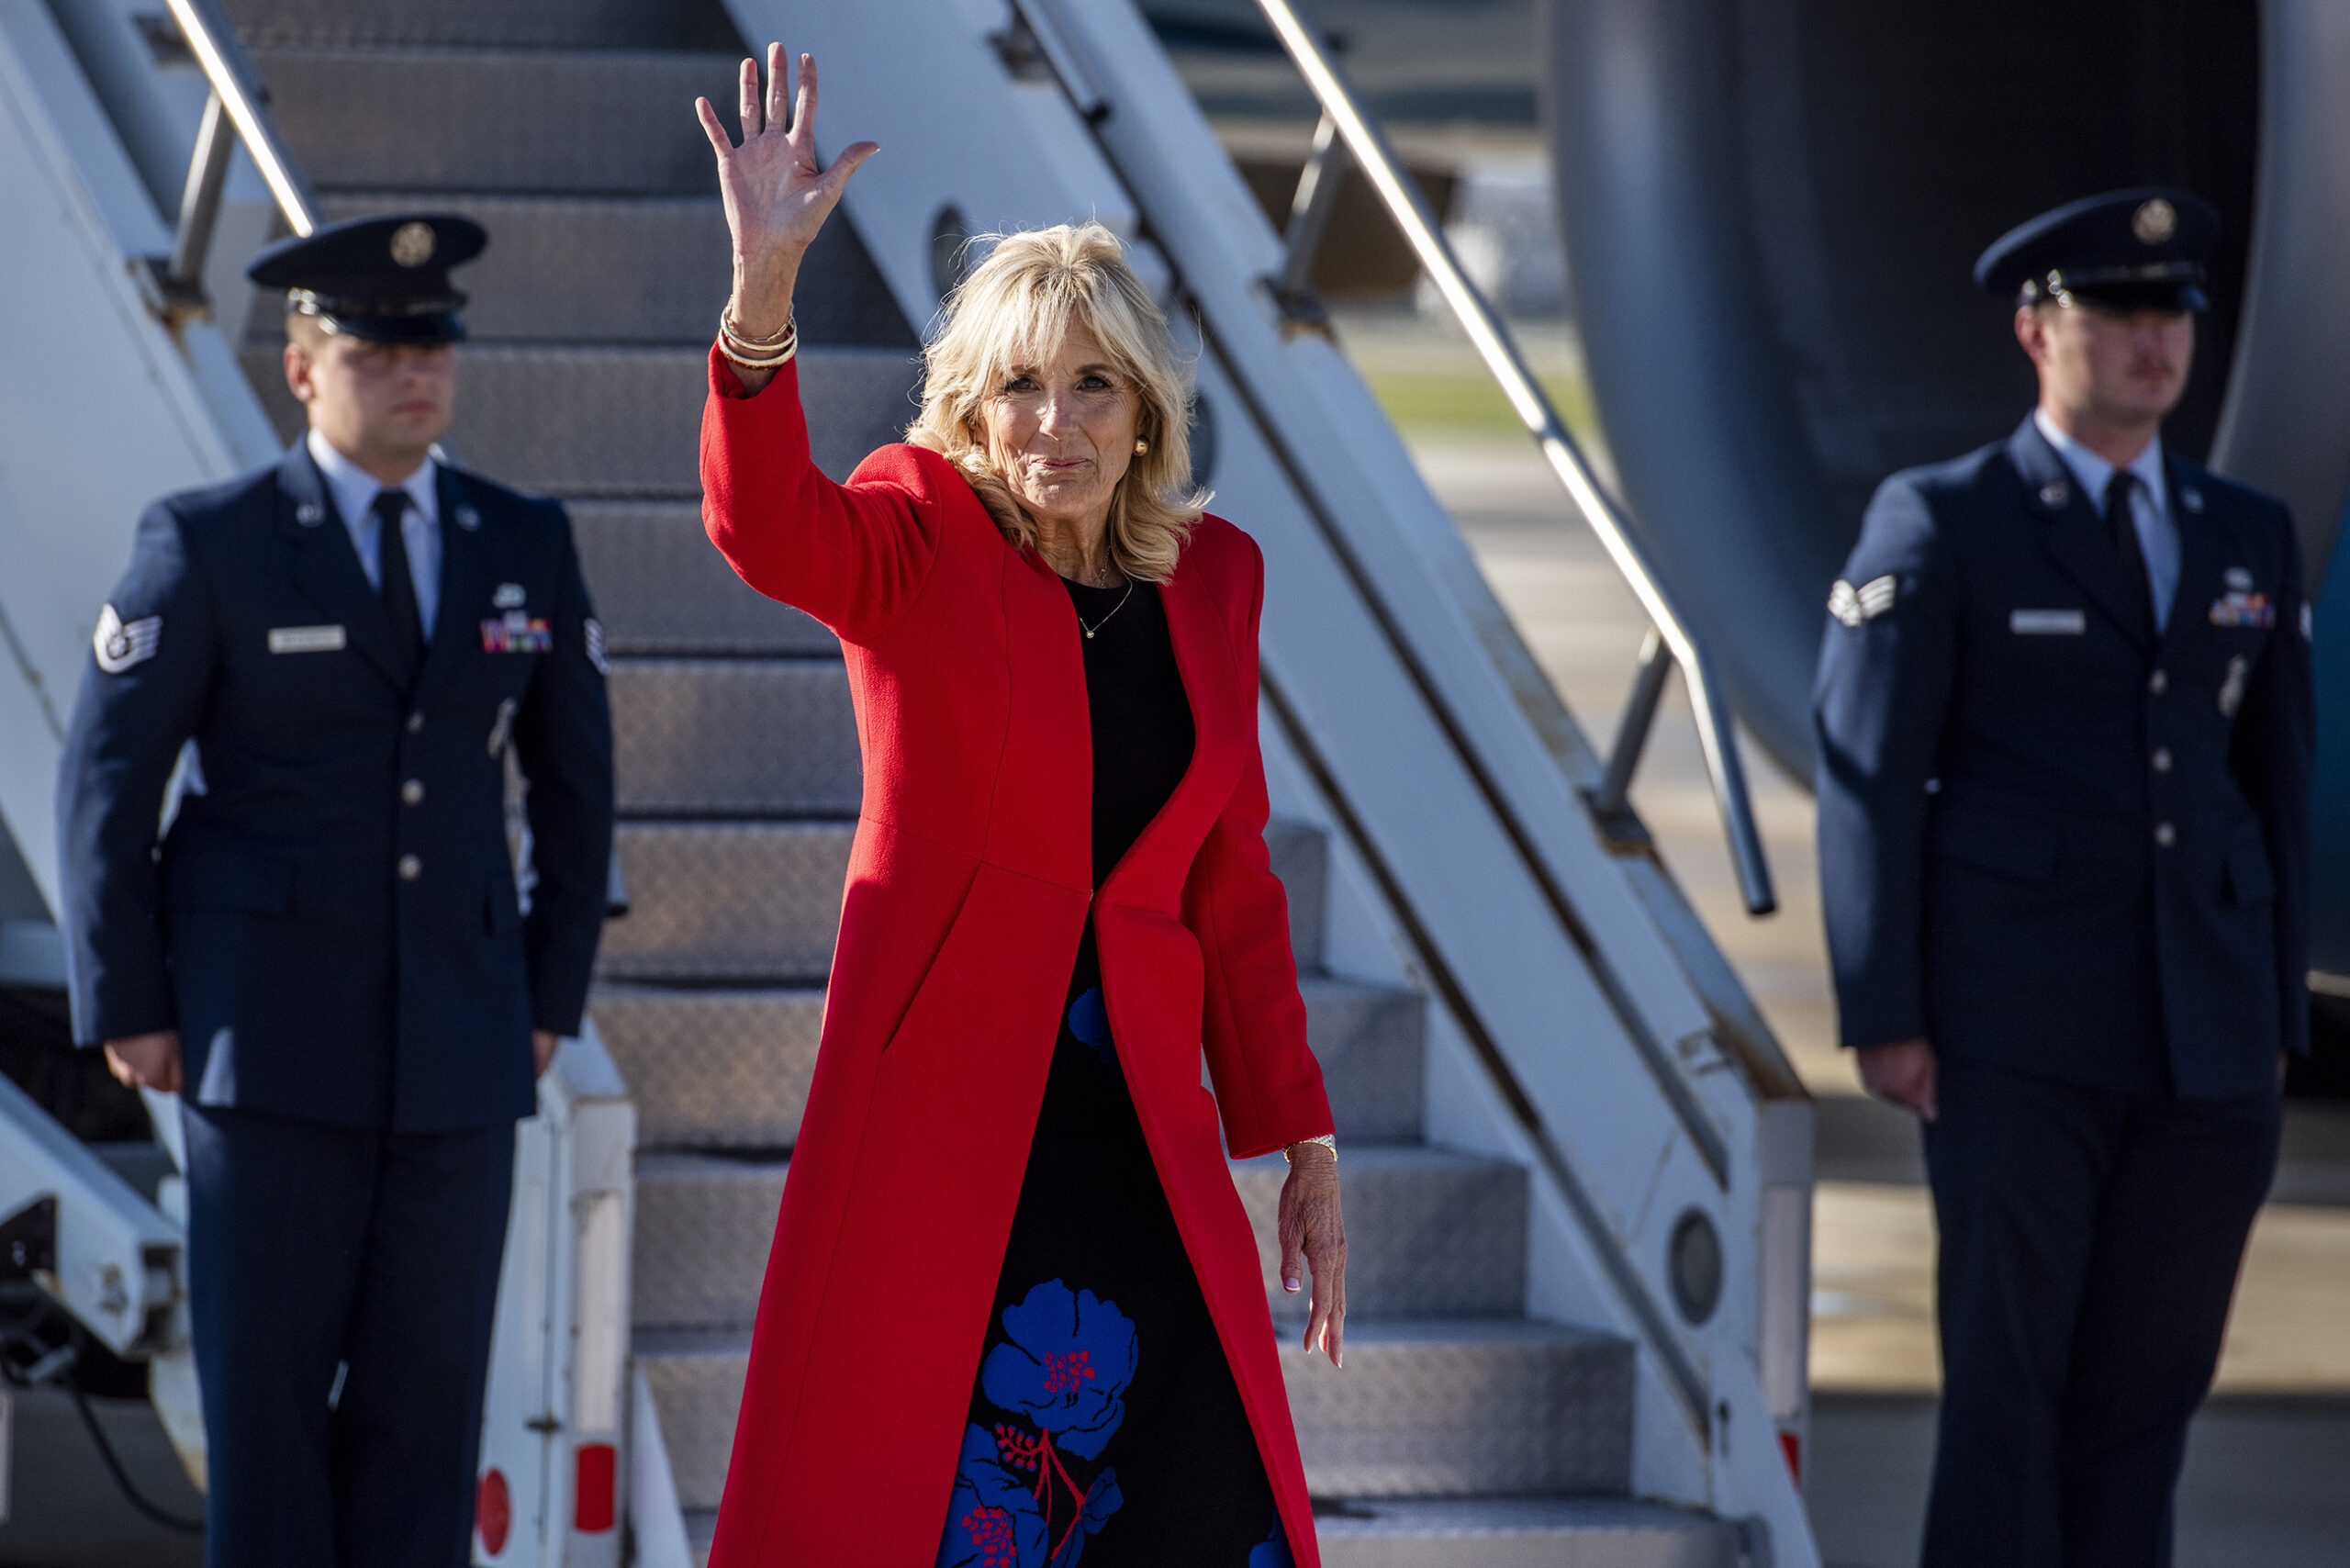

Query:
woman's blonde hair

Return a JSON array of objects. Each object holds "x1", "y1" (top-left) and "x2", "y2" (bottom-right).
[{"x1": 905, "y1": 221, "x2": 1206, "y2": 583}]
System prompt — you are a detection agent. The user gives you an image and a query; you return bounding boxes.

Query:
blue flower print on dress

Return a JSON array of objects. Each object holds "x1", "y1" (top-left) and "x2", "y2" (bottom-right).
[
  {"x1": 938, "y1": 1424, "x2": 1046, "y2": 1568},
  {"x1": 1248, "y1": 1517, "x2": 1295, "y2": 1568},
  {"x1": 937, "y1": 1423, "x2": 1124, "y2": 1568},
  {"x1": 1050, "y1": 1470, "x2": 1122, "y2": 1568},
  {"x1": 1066, "y1": 988, "x2": 1119, "y2": 1081},
  {"x1": 981, "y1": 1280, "x2": 1138, "y2": 1460}
]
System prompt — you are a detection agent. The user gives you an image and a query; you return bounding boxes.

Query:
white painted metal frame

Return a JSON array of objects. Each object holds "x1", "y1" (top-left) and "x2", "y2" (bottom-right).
[
  {"x1": 476, "y1": 1027, "x2": 639, "y2": 1568},
  {"x1": 0, "y1": 1072, "x2": 181, "y2": 1361},
  {"x1": 718, "y1": 0, "x2": 1813, "y2": 1551}
]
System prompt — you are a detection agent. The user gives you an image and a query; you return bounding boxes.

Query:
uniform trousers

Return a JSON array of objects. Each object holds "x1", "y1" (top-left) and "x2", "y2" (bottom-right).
[
  {"x1": 1919, "y1": 1056, "x2": 2279, "y2": 1568},
  {"x1": 182, "y1": 1103, "x2": 515, "y2": 1568}
]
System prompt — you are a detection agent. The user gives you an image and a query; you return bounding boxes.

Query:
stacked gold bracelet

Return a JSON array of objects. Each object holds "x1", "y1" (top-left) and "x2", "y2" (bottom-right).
[{"x1": 719, "y1": 307, "x2": 799, "y2": 371}]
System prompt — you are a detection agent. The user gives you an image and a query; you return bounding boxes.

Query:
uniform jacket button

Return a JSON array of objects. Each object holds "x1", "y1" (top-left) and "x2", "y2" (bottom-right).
[
  {"x1": 2147, "y1": 670, "x2": 2168, "y2": 695},
  {"x1": 397, "y1": 854, "x2": 422, "y2": 880},
  {"x1": 2154, "y1": 823, "x2": 2176, "y2": 848},
  {"x1": 401, "y1": 779, "x2": 425, "y2": 805},
  {"x1": 407, "y1": 711, "x2": 425, "y2": 733},
  {"x1": 2152, "y1": 748, "x2": 2173, "y2": 772}
]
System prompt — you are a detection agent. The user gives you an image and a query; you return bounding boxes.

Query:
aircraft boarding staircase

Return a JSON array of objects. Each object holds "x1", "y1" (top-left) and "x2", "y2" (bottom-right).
[{"x1": 2, "y1": 0, "x2": 1817, "y2": 1562}]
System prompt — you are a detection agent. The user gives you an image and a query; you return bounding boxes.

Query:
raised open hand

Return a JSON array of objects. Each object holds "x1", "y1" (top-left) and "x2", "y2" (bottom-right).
[{"x1": 696, "y1": 46, "x2": 878, "y2": 339}]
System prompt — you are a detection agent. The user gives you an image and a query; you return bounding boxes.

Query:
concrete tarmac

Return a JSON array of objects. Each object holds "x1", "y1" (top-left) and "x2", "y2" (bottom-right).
[{"x1": 0, "y1": 1389, "x2": 203, "y2": 1567}]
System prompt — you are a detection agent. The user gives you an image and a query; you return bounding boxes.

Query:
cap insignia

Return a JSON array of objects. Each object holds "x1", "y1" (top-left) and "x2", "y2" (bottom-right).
[
  {"x1": 389, "y1": 221, "x2": 437, "y2": 268},
  {"x1": 2132, "y1": 198, "x2": 2177, "y2": 245}
]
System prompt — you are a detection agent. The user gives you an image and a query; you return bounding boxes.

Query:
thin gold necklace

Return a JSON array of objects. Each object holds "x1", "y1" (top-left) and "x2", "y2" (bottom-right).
[{"x1": 1074, "y1": 579, "x2": 1136, "y2": 640}]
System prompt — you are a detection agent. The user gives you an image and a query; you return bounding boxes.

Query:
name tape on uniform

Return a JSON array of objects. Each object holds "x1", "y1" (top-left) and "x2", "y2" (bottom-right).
[
  {"x1": 268, "y1": 624, "x2": 347, "y2": 655},
  {"x1": 1829, "y1": 575, "x2": 1897, "y2": 627},
  {"x1": 2009, "y1": 609, "x2": 2087, "y2": 635},
  {"x1": 94, "y1": 604, "x2": 162, "y2": 673}
]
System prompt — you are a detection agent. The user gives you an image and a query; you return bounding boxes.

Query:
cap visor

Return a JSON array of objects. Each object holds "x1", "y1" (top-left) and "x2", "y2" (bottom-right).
[
  {"x1": 323, "y1": 310, "x2": 468, "y2": 344},
  {"x1": 2067, "y1": 284, "x2": 2207, "y2": 314}
]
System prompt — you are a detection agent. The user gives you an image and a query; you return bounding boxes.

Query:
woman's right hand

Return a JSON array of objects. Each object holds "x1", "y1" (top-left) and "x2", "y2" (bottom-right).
[{"x1": 695, "y1": 46, "x2": 878, "y2": 344}]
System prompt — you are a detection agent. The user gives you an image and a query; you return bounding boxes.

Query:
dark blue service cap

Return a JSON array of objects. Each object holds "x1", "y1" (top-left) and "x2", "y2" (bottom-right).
[
  {"x1": 247, "y1": 214, "x2": 487, "y2": 343},
  {"x1": 1974, "y1": 188, "x2": 2219, "y2": 312}
]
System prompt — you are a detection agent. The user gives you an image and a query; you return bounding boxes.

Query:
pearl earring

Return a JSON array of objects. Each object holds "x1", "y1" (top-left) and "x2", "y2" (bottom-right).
[{"x1": 1133, "y1": 439, "x2": 1149, "y2": 455}]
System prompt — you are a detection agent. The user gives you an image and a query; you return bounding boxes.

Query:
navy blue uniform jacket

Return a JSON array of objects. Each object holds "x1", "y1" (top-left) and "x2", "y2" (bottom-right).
[
  {"x1": 56, "y1": 444, "x2": 615, "y2": 1132},
  {"x1": 1816, "y1": 417, "x2": 2312, "y2": 1101}
]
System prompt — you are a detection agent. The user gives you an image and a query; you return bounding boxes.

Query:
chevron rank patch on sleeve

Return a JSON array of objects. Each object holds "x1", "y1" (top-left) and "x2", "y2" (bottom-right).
[
  {"x1": 1828, "y1": 574, "x2": 1897, "y2": 628},
  {"x1": 93, "y1": 603, "x2": 162, "y2": 673}
]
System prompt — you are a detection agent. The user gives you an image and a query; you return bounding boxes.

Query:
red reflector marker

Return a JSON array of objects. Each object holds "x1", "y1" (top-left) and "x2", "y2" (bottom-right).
[
  {"x1": 477, "y1": 1467, "x2": 512, "y2": 1556},
  {"x1": 576, "y1": 1442, "x2": 618, "y2": 1532},
  {"x1": 1778, "y1": 1428, "x2": 1803, "y2": 1486}
]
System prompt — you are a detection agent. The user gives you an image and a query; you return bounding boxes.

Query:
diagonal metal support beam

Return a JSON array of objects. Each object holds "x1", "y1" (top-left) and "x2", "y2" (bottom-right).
[{"x1": 1270, "y1": 111, "x2": 1352, "y2": 325}]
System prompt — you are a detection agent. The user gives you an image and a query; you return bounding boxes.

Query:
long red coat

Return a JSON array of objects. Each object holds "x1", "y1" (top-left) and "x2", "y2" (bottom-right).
[{"x1": 698, "y1": 351, "x2": 1336, "y2": 1566}]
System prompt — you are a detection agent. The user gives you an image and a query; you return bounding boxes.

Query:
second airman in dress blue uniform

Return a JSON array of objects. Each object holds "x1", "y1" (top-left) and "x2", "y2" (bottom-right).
[
  {"x1": 55, "y1": 214, "x2": 614, "y2": 1568},
  {"x1": 1816, "y1": 189, "x2": 2312, "y2": 1567}
]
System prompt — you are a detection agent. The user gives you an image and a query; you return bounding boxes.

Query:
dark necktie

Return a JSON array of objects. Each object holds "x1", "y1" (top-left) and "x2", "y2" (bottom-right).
[
  {"x1": 2105, "y1": 470, "x2": 2157, "y2": 638},
  {"x1": 374, "y1": 489, "x2": 426, "y2": 684}
]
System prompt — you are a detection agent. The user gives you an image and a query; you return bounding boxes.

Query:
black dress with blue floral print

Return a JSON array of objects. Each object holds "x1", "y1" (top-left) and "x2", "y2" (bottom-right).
[{"x1": 934, "y1": 580, "x2": 1292, "y2": 1568}]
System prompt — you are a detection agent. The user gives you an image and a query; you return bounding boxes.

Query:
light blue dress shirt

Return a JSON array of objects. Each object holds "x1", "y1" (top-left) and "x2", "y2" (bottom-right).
[
  {"x1": 307, "y1": 427, "x2": 442, "y2": 637},
  {"x1": 2032, "y1": 408, "x2": 2181, "y2": 632}
]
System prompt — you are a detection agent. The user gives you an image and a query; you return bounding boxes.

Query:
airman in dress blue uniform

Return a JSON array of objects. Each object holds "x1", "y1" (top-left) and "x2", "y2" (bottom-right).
[
  {"x1": 1817, "y1": 189, "x2": 2313, "y2": 1566},
  {"x1": 55, "y1": 214, "x2": 614, "y2": 1568}
]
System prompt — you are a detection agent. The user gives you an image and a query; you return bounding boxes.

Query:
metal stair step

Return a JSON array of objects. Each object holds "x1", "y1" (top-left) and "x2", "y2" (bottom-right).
[
  {"x1": 252, "y1": 47, "x2": 739, "y2": 196},
  {"x1": 599, "y1": 820, "x2": 1339, "y2": 987},
  {"x1": 1313, "y1": 1498, "x2": 1740, "y2": 1568},
  {"x1": 634, "y1": 1327, "x2": 753, "y2": 1513},
  {"x1": 601, "y1": 822, "x2": 854, "y2": 983},
  {"x1": 625, "y1": 1138, "x2": 1515, "y2": 1332},
  {"x1": 574, "y1": 501, "x2": 839, "y2": 656},
  {"x1": 592, "y1": 982, "x2": 822, "y2": 1148},
  {"x1": 281, "y1": 194, "x2": 912, "y2": 349},
  {"x1": 1233, "y1": 1145, "x2": 1523, "y2": 1321},
  {"x1": 641, "y1": 1317, "x2": 1632, "y2": 1512},
  {"x1": 1281, "y1": 1320, "x2": 1635, "y2": 1498},
  {"x1": 221, "y1": 0, "x2": 740, "y2": 51},
  {"x1": 590, "y1": 972, "x2": 1416, "y2": 1144},
  {"x1": 1301, "y1": 975, "x2": 1425, "y2": 1142},
  {"x1": 633, "y1": 1152, "x2": 786, "y2": 1330},
  {"x1": 241, "y1": 342, "x2": 919, "y2": 498},
  {"x1": 612, "y1": 658, "x2": 860, "y2": 818},
  {"x1": 1265, "y1": 818, "x2": 1326, "y2": 970}
]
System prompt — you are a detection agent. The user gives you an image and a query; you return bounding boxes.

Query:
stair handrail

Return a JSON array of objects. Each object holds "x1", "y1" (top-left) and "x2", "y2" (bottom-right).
[
  {"x1": 1249, "y1": 0, "x2": 1776, "y2": 916},
  {"x1": 137, "y1": 0, "x2": 318, "y2": 324}
]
